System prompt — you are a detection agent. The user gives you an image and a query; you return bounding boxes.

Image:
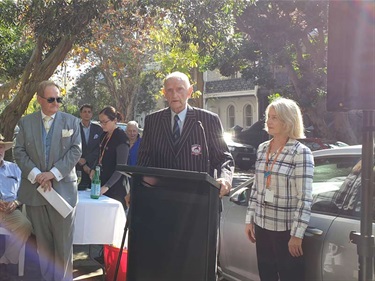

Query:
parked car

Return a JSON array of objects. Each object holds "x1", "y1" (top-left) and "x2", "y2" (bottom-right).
[
  {"x1": 235, "y1": 120, "x2": 269, "y2": 149},
  {"x1": 298, "y1": 137, "x2": 349, "y2": 151},
  {"x1": 92, "y1": 121, "x2": 143, "y2": 136},
  {"x1": 219, "y1": 145, "x2": 370, "y2": 281},
  {"x1": 224, "y1": 133, "x2": 256, "y2": 170},
  {"x1": 235, "y1": 119, "x2": 348, "y2": 151}
]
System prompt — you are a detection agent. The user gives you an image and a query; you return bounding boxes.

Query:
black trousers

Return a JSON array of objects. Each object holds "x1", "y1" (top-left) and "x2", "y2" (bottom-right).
[{"x1": 255, "y1": 224, "x2": 305, "y2": 281}]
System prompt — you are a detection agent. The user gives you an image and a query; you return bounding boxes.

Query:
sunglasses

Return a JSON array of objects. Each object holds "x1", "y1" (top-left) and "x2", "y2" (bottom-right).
[{"x1": 40, "y1": 96, "x2": 63, "y2": 103}]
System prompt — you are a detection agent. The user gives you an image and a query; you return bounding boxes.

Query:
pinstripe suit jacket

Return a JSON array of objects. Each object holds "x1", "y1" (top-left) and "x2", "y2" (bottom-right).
[{"x1": 137, "y1": 106, "x2": 234, "y2": 184}]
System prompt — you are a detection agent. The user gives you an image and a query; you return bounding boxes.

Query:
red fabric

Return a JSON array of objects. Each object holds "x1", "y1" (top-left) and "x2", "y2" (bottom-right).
[{"x1": 104, "y1": 245, "x2": 127, "y2": 281}]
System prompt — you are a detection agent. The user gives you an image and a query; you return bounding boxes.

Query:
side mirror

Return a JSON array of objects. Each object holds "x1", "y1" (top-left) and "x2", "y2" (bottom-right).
[{"x1": 312, "y1": 200, "x2": 339, "y2": 214}]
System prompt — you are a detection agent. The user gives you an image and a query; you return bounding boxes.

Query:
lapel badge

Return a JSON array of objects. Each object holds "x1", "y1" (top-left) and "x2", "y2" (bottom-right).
[{"x1": 191, "y1": 144, "x2": 202, "y2": 155}]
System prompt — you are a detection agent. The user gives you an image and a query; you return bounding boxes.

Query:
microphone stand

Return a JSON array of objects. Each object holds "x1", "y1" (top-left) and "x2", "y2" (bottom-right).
[
  {"x1": 113, "y1": 194, "x2": 131, "y2": 281},
  {"x1": 197, "y1": 121, "x2": 210, "y2": 174}
]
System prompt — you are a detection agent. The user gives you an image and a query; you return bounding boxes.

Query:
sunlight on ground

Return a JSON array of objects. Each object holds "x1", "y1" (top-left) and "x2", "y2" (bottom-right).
[{"x1": 73, "y1": 268, "x2": 103, "y2": 281}]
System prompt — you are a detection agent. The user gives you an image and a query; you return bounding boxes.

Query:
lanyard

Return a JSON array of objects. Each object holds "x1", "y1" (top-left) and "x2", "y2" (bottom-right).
[
  {"x1": 99, "y1": 132, "x2": 113, "y2": 165},
  {"x1": 264, "y1": 141, "x2": 285, "y2": 188}
]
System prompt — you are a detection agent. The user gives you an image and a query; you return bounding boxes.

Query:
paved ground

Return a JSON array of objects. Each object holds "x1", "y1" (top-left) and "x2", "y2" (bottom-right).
[
  {"x1": 1, "y1": 238, "x2": 105, "y2": 281},
  {"x1": 3, "y1": 170, "x2": 252, "y2": 281}
]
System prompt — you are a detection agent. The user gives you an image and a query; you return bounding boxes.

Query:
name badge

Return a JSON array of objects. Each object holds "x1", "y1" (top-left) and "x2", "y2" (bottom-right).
[{"x1": 265, "y1": 189, "x2": 274, "y2": 203}]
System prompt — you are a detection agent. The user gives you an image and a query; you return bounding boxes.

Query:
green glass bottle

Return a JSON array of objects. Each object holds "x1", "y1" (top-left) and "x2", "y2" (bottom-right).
[{"x1": 90, "y1": 166, "x2": 101, "y2": 199}]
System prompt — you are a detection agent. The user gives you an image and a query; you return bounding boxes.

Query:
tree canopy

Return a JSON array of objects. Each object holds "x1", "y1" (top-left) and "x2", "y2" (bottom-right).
[{"x1": 0, "y1": 0, "x2": 122, "y2": 141}]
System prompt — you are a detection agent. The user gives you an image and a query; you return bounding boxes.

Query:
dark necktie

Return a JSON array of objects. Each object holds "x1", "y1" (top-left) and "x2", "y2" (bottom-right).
[{"x1": 172, "y1": 115, "x2": 180, "y2": 143}]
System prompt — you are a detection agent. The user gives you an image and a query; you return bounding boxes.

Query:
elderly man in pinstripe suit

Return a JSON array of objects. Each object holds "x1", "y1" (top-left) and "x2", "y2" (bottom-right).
[{"x1": 138, "y1": 71, "x2": 234, "y2": 197}]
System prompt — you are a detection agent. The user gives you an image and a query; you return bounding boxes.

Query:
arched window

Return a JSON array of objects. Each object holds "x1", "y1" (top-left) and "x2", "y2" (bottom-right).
[
  {"x1": 244, "y1": 104, "x2": 253, "y2": 127},
  {"x1": 227, "y1": 105, "x2": 235, "y2": 129}
]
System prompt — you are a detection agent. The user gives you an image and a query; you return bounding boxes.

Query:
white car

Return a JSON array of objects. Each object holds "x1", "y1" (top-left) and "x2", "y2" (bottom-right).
[{"x1": 219, "y1": 145, "x2": 373, "y2": 281}]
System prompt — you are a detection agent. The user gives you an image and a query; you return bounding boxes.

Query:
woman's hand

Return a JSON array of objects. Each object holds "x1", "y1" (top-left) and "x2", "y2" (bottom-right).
[
  {"x1": 245, "y1": 223, "x2": 256, "y2": 243},
  {"x1": 288, "y1": 236, "x2": 303, "y2": 257},
  {"x1": 100, "y1": 186, "x2": 109, "y2": 195},
  {"x1": 125, "y1": 193, "x2": 130, "y2": 208}
]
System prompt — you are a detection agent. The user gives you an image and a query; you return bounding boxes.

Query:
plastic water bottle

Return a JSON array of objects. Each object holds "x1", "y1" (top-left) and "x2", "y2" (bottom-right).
[{"x1": 91, "y1": 166, "x2": 101, "y2": 199}]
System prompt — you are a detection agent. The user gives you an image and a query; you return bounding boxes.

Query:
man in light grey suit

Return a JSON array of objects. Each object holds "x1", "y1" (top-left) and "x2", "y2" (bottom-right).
[{"x1": 14, "y1": 81, "x2": 81, "y2": 281}]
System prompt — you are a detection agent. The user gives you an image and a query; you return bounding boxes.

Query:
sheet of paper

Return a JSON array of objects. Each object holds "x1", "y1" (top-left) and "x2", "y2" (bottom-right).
[{"x1": 37, "y1": 186, "x2": 73, "y2": 218}]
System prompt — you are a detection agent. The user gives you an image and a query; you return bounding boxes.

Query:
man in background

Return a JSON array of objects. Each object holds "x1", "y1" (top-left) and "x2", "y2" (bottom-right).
[
  {"x1": 76, "y1": 104, "x2": 102, "y2": 190},
  {"x1": 0, "y1": 134, "x2": 32, "y2": 281},
  {"x1": 14, "y1": 81, "x2": 81, "y2": 281}
]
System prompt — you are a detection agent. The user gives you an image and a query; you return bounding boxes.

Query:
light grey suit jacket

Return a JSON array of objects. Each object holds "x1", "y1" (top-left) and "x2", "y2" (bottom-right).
[{"x1": 14, "y1": 111, "x2": 82, "y2": 207}]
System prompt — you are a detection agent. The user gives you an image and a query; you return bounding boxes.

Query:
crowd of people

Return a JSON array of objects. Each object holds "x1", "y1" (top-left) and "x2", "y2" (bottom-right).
[{"x1": 0, "y1": 72, "x2": 317, "y2": 281}]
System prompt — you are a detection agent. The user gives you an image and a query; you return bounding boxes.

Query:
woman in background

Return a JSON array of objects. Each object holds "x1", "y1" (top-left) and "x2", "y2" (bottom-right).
[
  {"x1": 98, "y1": 106, "x2": 129, "y2": 210},
  {"x1": 126, "y1": 120, "x2": 142, "y2": 166},
  {"x1": 245, "y1": 97, "x2": 314, "y2": 281}
]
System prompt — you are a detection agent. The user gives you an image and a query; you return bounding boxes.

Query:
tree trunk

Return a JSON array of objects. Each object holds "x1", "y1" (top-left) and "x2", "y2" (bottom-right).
[
  {"x1": 332, "y1": 112, "x2": 358, "y2": 144},
  {"x1": 0, "y1": 36, "x2": 74, "y2": 160}
]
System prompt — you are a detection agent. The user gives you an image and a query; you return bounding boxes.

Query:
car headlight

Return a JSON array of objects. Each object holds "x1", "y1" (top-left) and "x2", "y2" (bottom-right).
[{"x1": 228, "y1": 146, "x2": 235, "y2": 152}]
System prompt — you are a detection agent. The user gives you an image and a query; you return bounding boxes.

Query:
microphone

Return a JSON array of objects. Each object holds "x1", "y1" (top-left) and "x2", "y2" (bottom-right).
[{"x1": 197, "y1": 121, "x2": 210, "y2": 174}]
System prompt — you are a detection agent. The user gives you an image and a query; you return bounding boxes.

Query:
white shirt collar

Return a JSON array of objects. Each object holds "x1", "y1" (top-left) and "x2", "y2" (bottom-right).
[
  {"x1": 171, "y1": 107, "x2": 188, "y2": 124},
  {"x1": 41, "y1": 111, "x2": 56, "y2": 120}
]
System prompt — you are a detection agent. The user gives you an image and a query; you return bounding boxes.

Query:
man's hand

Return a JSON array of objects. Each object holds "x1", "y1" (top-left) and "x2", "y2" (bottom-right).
[
  {"x1": 245, "y1": 223, "x2": 256, "y2": 243},
  {"x1": 0, "y1": 200, "x2": 7, "y2": 212},
  {"x1": 0, "y1": 201, "x2": 18, "y2": 214},
  {"x1": 288, "y1": 236, "x2": 304, "y2": 257},
  {"x1": 217, "y1": 178, "x2": 231, "y2": 198},
  {"x1": 36, "y1": 172, "x2": 54, "y2": 192}
]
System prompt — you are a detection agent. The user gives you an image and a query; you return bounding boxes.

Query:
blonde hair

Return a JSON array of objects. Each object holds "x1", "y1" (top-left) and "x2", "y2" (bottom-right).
[
  {"x1": 265, "y1": 97, "x2": 305, "y2": 139},
  {"x1": 37, "y1": 81, "x2": 59, "y2": 97}
]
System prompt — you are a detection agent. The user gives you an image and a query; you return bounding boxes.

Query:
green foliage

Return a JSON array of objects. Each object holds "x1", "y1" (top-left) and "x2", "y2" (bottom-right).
[
  {"x1": 267, "y1": 93, "x2": 282, "y2": 103},
  {"x1": 0, "y1": 0, "x2": 34, "y2": 81},
  {"x1": 69, "y1": 67, "x2": 114, "y2": 118},
  {"x1": 146, "y1": 0, "x2": 243, "y2": 76},
  {"x1": 135, "y1": 71, "x2": 160, "y2": 114},
  {"x1": 217, "y1": 0, "x2": 329, "y2": 104}
]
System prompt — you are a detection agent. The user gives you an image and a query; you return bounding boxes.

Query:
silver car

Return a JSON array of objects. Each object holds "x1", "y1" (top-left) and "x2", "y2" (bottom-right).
[{"x1": 219, "y1": 145, "x2": 372, "y2": 281}]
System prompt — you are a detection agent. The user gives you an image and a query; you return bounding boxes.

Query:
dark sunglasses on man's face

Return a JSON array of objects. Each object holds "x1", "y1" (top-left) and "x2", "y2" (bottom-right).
[{"x1": 40, "y1": 96, "x2": 63, "y2": 103}]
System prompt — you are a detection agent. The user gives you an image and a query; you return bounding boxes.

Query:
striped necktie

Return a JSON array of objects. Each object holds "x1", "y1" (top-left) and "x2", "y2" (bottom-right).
[{"x1": 172, "y1": 115, "x2": 180, "y2": 143}]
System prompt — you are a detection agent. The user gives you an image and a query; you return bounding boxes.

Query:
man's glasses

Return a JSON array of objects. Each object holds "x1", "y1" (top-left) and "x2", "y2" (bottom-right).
[{"x1": 40, "y1": 96, "x2": 63, "y2": 103}]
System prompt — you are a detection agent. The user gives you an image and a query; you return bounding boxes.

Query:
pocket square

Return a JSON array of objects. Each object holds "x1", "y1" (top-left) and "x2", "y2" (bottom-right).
[
  {"x1": 62, "y1": 129, "x2": 74, "y2": 138},
  {"x1": 93, "y1": 134, "x2": 99, "y2": 140}
]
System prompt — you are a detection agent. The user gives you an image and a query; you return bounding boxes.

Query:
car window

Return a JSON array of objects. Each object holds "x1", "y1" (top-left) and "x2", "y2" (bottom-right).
[{"x1": 312, "y1": 156, "x2": 361, "y2": 215}]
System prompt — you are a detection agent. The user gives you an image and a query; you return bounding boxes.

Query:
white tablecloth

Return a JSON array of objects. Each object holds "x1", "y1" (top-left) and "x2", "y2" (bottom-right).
[{"x1": 73, "y1": 190, "x2": 126, "y2": 247}]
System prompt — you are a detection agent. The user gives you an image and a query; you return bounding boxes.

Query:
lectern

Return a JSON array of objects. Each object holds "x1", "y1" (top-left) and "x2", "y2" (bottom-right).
[{"x1": 117, "y1": 165, "x2": 220, "y2": 281}]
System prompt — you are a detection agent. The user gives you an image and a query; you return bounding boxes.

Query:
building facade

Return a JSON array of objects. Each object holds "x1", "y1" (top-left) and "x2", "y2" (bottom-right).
[{"x1": 203, "y1": 70, "x2": 260, "y2": 131}]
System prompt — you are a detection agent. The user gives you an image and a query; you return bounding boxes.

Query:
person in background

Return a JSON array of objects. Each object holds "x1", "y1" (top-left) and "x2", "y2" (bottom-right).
[
  {"x1": 98, "y1": 106, "x2": 130, "y2": 210},
  {"x1": 76, "y1": 104, "x2": 103, "y2": 190},
  {"x1": 0, "y1": 135, "x2": 32, "y2": 281},
  {"x1": 126, "y1": 121, "x2": 141, "y2": 166},
  {"x1": 14, "y1": 81, "x2": 81, "y2": 281},
  {"x1": 245, "y1": 97, "x2": 314, "y2": 281}
]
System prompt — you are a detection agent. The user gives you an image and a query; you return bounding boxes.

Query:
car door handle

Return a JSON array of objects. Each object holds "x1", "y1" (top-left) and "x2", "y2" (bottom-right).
[{"x1": 305, "y1": 227, "x2": 324, "y2": 236}]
